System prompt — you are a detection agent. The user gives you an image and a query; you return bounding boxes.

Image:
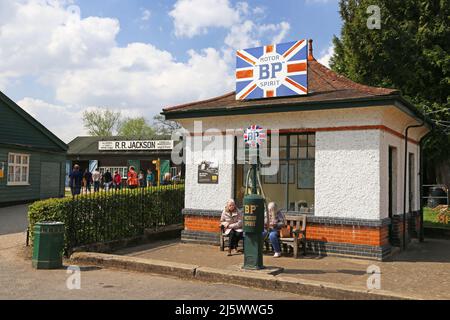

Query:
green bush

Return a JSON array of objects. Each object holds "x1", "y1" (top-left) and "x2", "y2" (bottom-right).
[{"x1": 28, "y1": 185, "x2": 185, "y2": 254}]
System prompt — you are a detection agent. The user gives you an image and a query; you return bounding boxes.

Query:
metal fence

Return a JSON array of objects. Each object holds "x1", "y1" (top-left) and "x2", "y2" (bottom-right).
[{"x1": 65, "y1": 184, "x2": 184, "y2": 252}]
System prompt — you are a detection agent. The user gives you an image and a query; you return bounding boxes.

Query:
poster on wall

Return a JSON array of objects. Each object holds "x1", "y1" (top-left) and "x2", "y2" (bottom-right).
[
  {"x1": 198, "y1": 160, "x2": 219, "y2": 184},
  {"x1": 0, "y1": 162, "x2": 4, "y2": 179}
]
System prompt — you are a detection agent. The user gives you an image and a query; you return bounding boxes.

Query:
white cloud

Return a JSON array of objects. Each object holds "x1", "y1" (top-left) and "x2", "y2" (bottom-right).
[
  {"x1": 318, "y1": 44, "x2": 334, "y2": 68},
  {"x1": 169, "y1": 0, "x2": 239, "y2": 38},
  {"x1": 17, "y1": 97, "x2": 87, "y2": 143},
  {"x1": 54, "y1": 43, "x2": 234, "y2": 111},
  {"x1": 141, "y1": 9, "x2": 151, "y2": 21},
  {"x1": 224, "y1": 20, "x2": 291, "y2": 50},
  {"x1": 1, "y1": 0, "x2": 292, "y2": 143}
]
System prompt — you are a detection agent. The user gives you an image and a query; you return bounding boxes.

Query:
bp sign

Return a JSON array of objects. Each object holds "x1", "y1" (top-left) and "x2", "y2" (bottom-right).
[
  {"x1": 236, "y1": 40, "x2": 308, "y2": 100},
  {"x1": 244, "y1": 125, "x2": 266, "y2": 148}
]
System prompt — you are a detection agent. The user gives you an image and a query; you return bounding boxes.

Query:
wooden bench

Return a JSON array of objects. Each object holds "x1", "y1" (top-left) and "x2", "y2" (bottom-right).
[
  {"x1": 219, "y1": 225, "x2": 244, "y2": 251},
  {"x1": 265, "y1": 214, "x2": 307, "y2": 258}
]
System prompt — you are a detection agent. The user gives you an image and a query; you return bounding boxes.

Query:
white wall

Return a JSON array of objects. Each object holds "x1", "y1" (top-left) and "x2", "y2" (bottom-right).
[
  {"x1": 179, "y1": 105, "x2": 426, "y2": 217},
  {"x1": 379, "y1": 131, "x2": 421, "y2": 218},
  {"x1": 314, "y1": 130, "x2": 382, "y2": 220},
  {"x1": 184, "y1": 134, "x2": 234, "y2": 210}
]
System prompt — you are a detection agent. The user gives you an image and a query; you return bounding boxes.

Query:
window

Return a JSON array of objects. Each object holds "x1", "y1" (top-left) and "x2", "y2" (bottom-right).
[
  {"x1": 234, "y1": 133, "x2": 315, "y2": 213},
  {"x1": 7, "y1": 153, "x2": 30, "y2": 185}
]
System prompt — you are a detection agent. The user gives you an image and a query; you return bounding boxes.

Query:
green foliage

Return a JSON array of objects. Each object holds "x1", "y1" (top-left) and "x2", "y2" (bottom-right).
[
  {"x1": 152, "y1": 114, "x2": 181, "y2": 136},
  {"x1": 82, "y1": 108, "x2": 121, "y2": 136},
  {"x1": 28, "y1": 185, "x2": 185, "y2": 254},
  {"x1": 117, "y1": 117, "x2": 155, "y2": 139},
  {"x1": 331, "y1": 0, "x2": 450, "y2": 178}
]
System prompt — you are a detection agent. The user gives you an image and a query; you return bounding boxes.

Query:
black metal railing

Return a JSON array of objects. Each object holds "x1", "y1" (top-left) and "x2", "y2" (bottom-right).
[{"x1": 29, "y1": 184, "x2": 184, "y2": 254}]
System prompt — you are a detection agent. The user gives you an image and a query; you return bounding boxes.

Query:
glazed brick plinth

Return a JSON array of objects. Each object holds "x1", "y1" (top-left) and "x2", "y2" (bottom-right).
[
  {"x1": 181, "y1": 209, "x2": 393, "y2": 260},
  {"x1": 306, "y1": 223, "x2": 390, "y2": 247},
  {"x1": 184, "y1": 215, "x2": 221, "y2": 233}
]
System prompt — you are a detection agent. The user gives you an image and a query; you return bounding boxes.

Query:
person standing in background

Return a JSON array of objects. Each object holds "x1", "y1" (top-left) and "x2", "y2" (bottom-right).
[
  {"x1": 127, "y1": 166, "x2": 138, "y2": 189},
  {"x1": 92, "y1": 168, "x2": 101, "y2": 192},
  {"x1": 83, "y1": 169, "x2": 93, "y2": 193},
  {"x1": 103, "y1": 169, "x2": 113, "y2": 191},
  {"x1": 113, "y1": 170, "x2": 122, "y2": 190},
  {"x1": 69, "y1": 164, "x2": 83, "y2": 196},
  {"x1": 146, "y1": 169, "x2": 155, "y2": 187},
  {"x1": 138, "y1": 169, "x2": 146, "y2": 188}
]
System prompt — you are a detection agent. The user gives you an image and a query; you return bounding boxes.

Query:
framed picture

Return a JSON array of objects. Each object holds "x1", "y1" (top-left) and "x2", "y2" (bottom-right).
[
  {"x1": 280, "y1": 163, "x2": 295, "y2": 184},
  {"x1": 198, "y1": 160, "x2": 219, "y2": 184}
]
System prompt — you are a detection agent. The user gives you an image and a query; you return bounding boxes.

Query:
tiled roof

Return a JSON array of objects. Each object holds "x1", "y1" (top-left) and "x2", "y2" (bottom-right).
[{"x1": 163, "y1": 58, "x2": 399, "y2": 114}]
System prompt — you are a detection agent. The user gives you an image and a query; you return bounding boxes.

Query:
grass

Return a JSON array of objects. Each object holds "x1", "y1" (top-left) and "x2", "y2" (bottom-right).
[{"x1": 423, "y1": 206, "x2": 450, "y2": 229}]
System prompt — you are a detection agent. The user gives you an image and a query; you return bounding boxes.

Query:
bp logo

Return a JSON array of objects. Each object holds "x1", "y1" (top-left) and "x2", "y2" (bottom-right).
[{"x1": 236, "y1": 40, "x2": 308, "y2": 100}]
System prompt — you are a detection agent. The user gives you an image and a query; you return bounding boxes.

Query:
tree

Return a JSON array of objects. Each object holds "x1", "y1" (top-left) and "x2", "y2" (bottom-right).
[
  {"x1": 117, "y1": 117, "x2": 155, "y2": 139},
  {"x1": 82, "y1": 109, "x2": 121, "y2": 136},
  {"x1": 152, "y1": 114, "x2": 182, "y2": 136},
  {"x1": 330, "y1": 0, "x2": 450, "y2": 185}
]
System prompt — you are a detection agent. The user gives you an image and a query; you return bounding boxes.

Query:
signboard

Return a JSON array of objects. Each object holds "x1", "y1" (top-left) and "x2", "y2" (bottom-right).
[
  {"x1": 236, "y1": 39, "x2": 308, "y2": 100},
  {"x1": 244, "y1": 125, "x2": 266, "y2": 148},
  {"x1": 98, "y1": 140, "x2": 173, "y2": 151},
  {"x1": 198, "y1": 160, "x2": 219, "y2": 184}
]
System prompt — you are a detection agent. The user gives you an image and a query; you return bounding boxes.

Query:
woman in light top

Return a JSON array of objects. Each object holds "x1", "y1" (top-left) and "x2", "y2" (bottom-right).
[{"x1": 220, "y1": 199, "x2": 243, "y2": 256}]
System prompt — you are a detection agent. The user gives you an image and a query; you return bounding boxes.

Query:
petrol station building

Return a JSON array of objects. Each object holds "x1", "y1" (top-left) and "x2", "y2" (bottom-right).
[{"x1": 162, "y1": 40, "x2": 432, "y2": 260}]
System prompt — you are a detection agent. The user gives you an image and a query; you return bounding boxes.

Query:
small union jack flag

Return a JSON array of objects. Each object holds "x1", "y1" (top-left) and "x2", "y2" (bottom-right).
[
  {"x1": 236, "y1": 40, "x2": 308, "y2": 100},
  {"x1": 244, "y1": 125, "x2": 266, "y2": 148}
]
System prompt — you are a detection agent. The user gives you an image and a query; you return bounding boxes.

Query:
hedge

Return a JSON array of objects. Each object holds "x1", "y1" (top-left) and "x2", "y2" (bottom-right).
[{"x1": 28, "y1": 185, "x2": 185, "y2": 254}]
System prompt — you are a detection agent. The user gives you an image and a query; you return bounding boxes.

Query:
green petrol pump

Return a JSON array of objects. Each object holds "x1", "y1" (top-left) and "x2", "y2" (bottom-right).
[
  {"x1": 243, "y1": 125, "x2": 266, "y2": 270},
  {"x1": 243, "y1": 193, "x2": 265, "y2": 269}
]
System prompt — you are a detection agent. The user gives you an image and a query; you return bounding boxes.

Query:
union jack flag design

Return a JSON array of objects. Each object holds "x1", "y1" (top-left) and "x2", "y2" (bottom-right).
[
  {"x1": 236, "y1": 40, "x2": 308, "y2": 100},
  {"x1": 244, "y1": 125, "x2": 266, "y2": 148}
]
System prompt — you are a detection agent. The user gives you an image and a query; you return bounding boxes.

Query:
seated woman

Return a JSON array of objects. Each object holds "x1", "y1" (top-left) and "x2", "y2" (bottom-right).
[
  {"x1": 220, "y1": 199, "x2": 243, "y2": 256},
  {"x1": 263, "y1": 202, "x2": 286, "y2": 258}
]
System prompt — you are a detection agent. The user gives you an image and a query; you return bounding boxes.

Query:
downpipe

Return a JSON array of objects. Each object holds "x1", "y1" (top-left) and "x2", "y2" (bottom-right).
[{"x1": 403, "y1": 121, "x2": 425, "y2": 250}]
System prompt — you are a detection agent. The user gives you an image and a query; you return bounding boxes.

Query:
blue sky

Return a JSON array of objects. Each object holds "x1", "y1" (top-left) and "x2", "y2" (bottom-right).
[{"x1": 0, "y1": 0, "x2": 341, "y2": 142}]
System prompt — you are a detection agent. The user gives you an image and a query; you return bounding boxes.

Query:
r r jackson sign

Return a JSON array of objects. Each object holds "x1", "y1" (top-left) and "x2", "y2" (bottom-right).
[{"x1": 98, "y1": 140, "x2": 174, "y2": 151}]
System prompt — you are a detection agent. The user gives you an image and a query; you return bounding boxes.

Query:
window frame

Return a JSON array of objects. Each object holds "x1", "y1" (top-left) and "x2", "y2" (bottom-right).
[{"x1": 7, "y1": 153, "x2": 30, "y2": 186}]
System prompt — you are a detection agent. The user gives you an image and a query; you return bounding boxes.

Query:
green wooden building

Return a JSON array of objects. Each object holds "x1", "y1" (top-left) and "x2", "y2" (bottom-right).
[{"x1": 0, "y1": 91, "x2": 68, "y2": 206}]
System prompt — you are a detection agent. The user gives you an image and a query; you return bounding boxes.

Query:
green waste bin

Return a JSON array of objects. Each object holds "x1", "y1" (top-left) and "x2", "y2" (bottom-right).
[{"x1": 32, "y1": 222, "x2": 65, "y2": 269}]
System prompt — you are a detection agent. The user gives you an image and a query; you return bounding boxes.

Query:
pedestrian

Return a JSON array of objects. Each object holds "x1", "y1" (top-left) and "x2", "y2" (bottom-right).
[
  {"x1": 138, "y1": 169, "x2": 146, "y2": 188},
  {"x1": 92, "y1": 168, "x2": 101, "y2": 192},
  {"x1": 161, "y1": 172, "x2": 172, "y2": 185},
  {"x1": 103, "y1": 169, "x2": 113, "y2": 191},
  {"x1": 220, "y1": 199, "x2": 243, "y2": 256},
  {"x1": 83, "y1": 169, "x2": 93, "y2": 193},
  {"x1": 146, "y1": 169, "x2": 155, "y2": 187},
  {"x1": 113, "y1": 170, "x2": 122, "y2": 190},
  {"x1": 69, "y1": 164, "x2": 83, "y2": 196},
  {"x1": 171, "y1": 171, "x2": 182, "y2": 184},
  {"x1": 127, "y1": 166, "x2": 138, "y2": 189},
  {"x1": 262, "y1": 202, "x2": 286, "y2": 258}
]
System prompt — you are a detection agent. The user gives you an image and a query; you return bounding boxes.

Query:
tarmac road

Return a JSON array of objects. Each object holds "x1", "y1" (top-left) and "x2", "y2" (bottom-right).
[
  {"x1": 0, "y1": 204, "x2": 29, "y2": 235},
  {"x1": 0, "y1": 231, "x2": 323, "y2": 300}
]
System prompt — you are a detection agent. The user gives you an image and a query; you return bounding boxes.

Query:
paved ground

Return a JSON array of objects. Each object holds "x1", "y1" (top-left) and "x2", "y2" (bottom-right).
[
  {"x1": 0, "y1": 232, "x2": 320, "y2": 300},
  {"x1": 116, "y1": 238, "x2": 450, "y2": 299},
  {"x1": 0, "y1": 204, "x2": 29, "y2": 235}
]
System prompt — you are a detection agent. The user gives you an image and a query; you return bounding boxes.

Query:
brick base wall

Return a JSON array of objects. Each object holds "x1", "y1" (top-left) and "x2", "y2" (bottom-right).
[{"x1": 182, "y1": 209, "x2": 395, "y2": 261}]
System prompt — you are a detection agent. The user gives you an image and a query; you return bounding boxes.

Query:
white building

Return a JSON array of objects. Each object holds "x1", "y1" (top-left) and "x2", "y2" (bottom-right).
[{"x1": 162, "y1": 41, "x2": 432, "y2": 260}]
